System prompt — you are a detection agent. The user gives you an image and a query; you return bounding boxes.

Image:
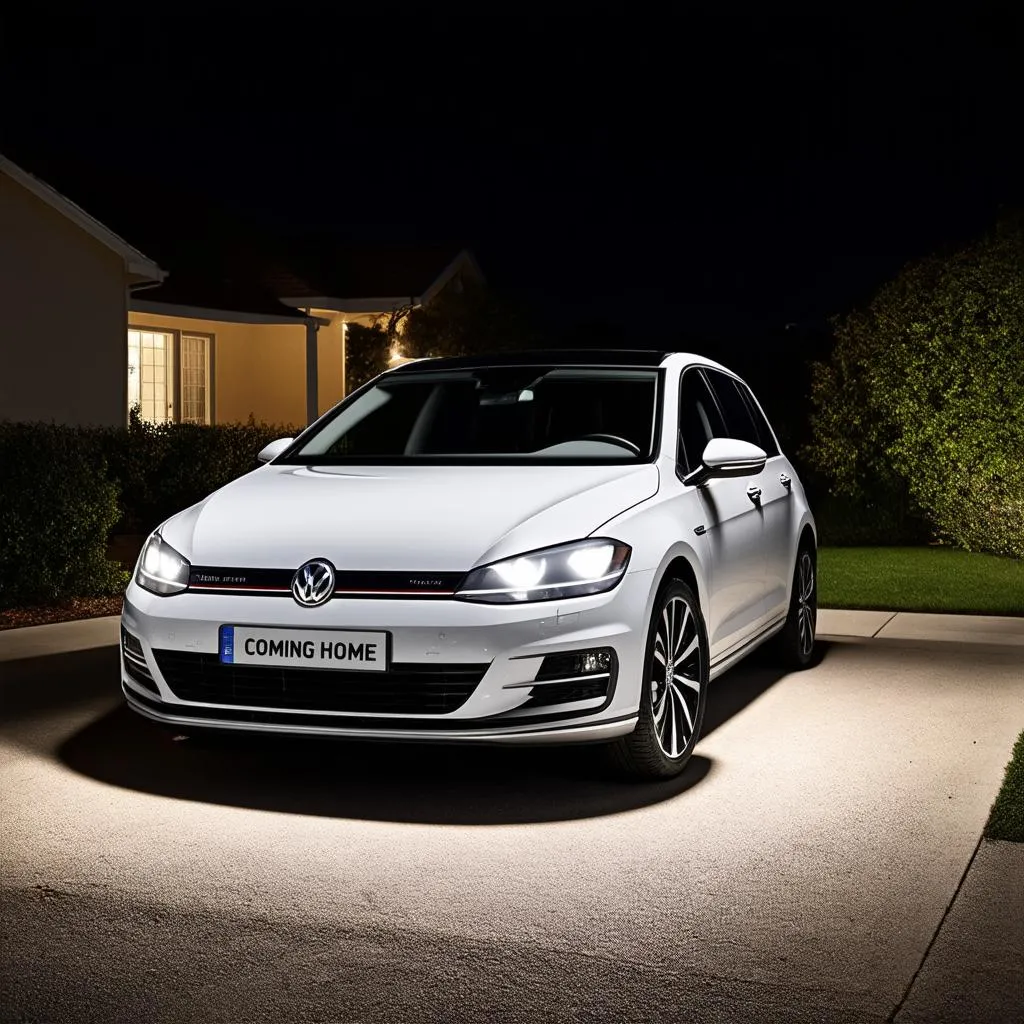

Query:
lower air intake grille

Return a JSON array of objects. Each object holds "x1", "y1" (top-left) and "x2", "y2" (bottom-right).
[
  {"x1": 124, "y1": 657, "x2": 160, "y2": 695},
  {"x1": 122, "y1": 626, "x2": 160, "y2": 695},
  {"x1": 152, "y1": 651, "x2": 488, "y2": 715},
  {"x1": 523, "y1": 680, "x2": 610, "y2": 708}
]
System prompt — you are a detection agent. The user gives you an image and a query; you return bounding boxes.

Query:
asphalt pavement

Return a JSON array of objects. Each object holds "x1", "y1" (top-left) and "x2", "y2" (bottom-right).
[{"x1": 1, "y1": 618, "x2": 1022, "y2": 1023}]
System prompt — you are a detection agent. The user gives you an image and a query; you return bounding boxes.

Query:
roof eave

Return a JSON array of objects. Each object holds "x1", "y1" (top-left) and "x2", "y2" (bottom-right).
[
  {"x1": 127, "y1": 260, "x2": 168, "y2": 285},
  {"x1": 130, "y1": 298, "x2": 311, "y2": 326},
  {"x1": 1, "y1": 153, "x2": 167, "y2": 285},
  {"x1": 418, "y1": 248, "x2": 484, "y2": 305},
  {"x1": 279, "y1": 296, "x2": 418, "y2": 314}
]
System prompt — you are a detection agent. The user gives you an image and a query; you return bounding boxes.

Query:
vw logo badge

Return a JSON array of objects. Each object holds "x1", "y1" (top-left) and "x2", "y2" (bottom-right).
[{"x1": 291, "y1": 559, "x2": 335, "y2": 607}]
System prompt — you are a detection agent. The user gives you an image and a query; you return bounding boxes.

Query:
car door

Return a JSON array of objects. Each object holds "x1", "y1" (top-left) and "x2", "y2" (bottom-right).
[
  {"x1": 704, "y1": 369, "x2": 793, "y2": 625},
  {"x1": 677, "y1": 368, "x2": 767, "y2": 661},
  {"x1": 735, "y1": 378, "x2": 796, "y2": 622}
]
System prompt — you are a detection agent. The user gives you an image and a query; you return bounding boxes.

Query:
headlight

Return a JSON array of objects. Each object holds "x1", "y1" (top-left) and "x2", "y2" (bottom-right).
[
  {"x1": 455, "y1": 539, "x2": 631, "y2": 604},
  {"x1": 136, "y1": 532, "x2": 190, "y2": 596}
]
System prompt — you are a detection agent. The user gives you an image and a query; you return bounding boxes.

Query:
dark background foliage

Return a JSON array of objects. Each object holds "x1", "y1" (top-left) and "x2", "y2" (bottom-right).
[
  {"x1": 804, "y1": 213, "x2": 1024, "y2": 557},
  {"x1": 0, "y1": 423, "x2": 124, "y2": 605}
]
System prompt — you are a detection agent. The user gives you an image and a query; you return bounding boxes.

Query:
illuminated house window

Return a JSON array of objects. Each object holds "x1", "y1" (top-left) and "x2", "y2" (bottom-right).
[
  {"x1": 127, "y1": 329, "x2": 172, "y2": 423},
  {"x1": 180, "y1": 333, "x2": 211, "y2": 423},
  {"x1": 128, "y1": 328, "x2": 213, "y2": 424}
]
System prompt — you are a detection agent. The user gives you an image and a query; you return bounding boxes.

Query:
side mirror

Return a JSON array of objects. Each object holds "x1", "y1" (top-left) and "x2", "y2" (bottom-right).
[
  {"x1": 256, "y1": 437, "x2": 294, "y2": 464},
  {"x1": 683, "y1": 437, "x2": 767, "y2": 486}
]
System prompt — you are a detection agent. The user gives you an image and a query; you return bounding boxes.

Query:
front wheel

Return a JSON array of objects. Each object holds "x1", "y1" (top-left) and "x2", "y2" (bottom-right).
[{"x1": 610, "y1": 579, "x2": 709, "y2": 781}]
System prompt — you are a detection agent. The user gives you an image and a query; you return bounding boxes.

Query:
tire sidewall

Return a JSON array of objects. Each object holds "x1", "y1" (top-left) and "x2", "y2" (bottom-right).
[
  {"x1": 636, "y1": 578, "x2": 710, "y2": 769},
  {"x1": 787, "y1": 542, "x2": 818, "y2": 667}
]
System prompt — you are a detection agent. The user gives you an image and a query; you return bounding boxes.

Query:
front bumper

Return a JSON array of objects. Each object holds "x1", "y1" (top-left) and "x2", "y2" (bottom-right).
[{"x1": 120, "y1": 569, "x2": 654, "y2": 745}]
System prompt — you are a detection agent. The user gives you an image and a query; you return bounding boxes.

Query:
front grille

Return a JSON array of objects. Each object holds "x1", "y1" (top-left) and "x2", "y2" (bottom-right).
[{"x1": 152, "y1": 650, "x2": 488, "y2": 715}]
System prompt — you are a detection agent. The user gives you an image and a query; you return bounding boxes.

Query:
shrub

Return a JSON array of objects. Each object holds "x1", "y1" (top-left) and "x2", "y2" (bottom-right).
[
  {"x1": 103, "y1": 411, "x2": 298, "y2": 534},
  {"x1": 0, "y1": 418, "x2": 299, "y2": 606},
  {"x1": 805, "y1": 213, "x2": 1024, "y2": 558},
  {"x1": 0, "y1": 423, "x2": 126, "y2": 607}
]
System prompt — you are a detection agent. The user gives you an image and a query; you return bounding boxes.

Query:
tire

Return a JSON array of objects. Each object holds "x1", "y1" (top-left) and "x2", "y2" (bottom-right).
[
  {"x1": 775, "y1": 541, "x2": 817, "y2": 670},
  {"x1": 610, "y1": 579, "x2": 710, "y2": 781}
]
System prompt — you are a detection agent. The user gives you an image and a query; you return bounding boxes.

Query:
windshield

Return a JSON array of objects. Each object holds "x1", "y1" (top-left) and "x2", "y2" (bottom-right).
[{"x1": 282, "y1": 367, "x2": 662, "y2": 464}]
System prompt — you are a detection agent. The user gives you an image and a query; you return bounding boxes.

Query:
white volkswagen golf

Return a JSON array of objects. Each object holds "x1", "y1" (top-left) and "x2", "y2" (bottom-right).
[{"x1": 121, "y1": 350, "x2": 817, "y2": 779}]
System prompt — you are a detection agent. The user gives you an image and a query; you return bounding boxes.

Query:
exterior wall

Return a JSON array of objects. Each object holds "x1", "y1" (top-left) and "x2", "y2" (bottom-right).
[
  {"x1": 129, "y1": 311, "x2": 308, "y2": 427},
  {"x1": 0, "y1": 171, "x2": 129, "y2": 426},
  {"x1": 308, "y1": 307, "x2": 397, "y2": 401},
  {"x1": 316, "y1": 313, "x2": 347, "y2": 412}
]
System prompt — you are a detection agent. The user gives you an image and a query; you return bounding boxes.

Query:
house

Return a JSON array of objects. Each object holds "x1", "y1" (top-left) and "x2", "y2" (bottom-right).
[
  {"x1": 0, "y1": 154, "x2": 482, "y2": 429},
  {"x1": 0, "y1": 155, "x2": 165, "y2": 428}
]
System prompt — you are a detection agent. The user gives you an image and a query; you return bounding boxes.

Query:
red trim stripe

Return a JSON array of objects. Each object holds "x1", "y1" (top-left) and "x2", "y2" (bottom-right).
[{"x1": 190, "y1": 584, "x2": 291, "y2": 592}]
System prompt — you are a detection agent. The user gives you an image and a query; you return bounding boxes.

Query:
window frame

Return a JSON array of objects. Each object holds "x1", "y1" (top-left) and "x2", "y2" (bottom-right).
[
  {"x1": 127, "y1": 325, "x2": 216, "y2": 426},
  {"x1": 676, "y1": 365, "x2": 728, "y2": 477},
  {"x1": 179, "y1": 332, "x2": 215, "y2": 425},
  {"x1": 701, "y1": 368, "x2": 762, "y2": 451},
  {"x1": 733, "y1": 378, "x2": 781, "y2": 458}
]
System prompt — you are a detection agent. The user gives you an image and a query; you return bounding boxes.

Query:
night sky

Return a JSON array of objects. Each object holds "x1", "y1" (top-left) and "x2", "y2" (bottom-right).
[{"x1": 2, "y1": 12, "x2": 1021, "y2": 347}]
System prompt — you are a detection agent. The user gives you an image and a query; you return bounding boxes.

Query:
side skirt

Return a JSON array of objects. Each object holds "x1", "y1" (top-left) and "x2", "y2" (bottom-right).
[{"x1": 708, "y1": 615, "x2": 787, "y2": 681}]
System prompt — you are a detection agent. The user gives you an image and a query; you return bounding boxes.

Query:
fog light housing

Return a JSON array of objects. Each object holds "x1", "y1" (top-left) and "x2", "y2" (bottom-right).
[
  {"x1": 520, "y1": 647, "x2": 618, "y2": 711},
  {"x1": 535, "y1": 647, "x2": 614, "y2": 682}
]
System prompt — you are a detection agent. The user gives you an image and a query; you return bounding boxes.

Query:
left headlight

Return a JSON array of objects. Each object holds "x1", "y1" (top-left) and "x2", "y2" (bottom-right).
[
  {"x1": 455, "y1": 538, "x2": 631, "y2": 604},
  {"x1": 136, "y1": 532, "x2": 190, "y2": 596}
]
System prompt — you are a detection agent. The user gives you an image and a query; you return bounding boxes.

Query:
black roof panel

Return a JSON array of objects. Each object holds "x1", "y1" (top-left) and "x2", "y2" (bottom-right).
[{"x1": 390, "y1": 349, "x2": 670, "y2": 372}]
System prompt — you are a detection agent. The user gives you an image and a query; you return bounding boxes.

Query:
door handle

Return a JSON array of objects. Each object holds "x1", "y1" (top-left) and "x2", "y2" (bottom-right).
[
  {"x1": 746, "y1": 485, "x2": 762, "y2": 504},
  {"x1": 780, "y1": 473, "x2": 792, "y2": 489}
]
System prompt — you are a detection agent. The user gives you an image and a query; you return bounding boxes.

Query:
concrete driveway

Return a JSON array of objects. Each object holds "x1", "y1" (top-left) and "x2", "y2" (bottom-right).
[{"x1": 1, "y1": 625, "x2": 1021, "y2": 1023}]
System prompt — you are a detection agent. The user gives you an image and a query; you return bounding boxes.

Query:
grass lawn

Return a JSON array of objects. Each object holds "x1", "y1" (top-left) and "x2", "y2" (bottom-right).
[
  {"x1": 818, "y1": 546, "x2": 1024, "y2": 616},
  {"x1": 986, "y1": 731, "x2": 1024, "y2": 842}
]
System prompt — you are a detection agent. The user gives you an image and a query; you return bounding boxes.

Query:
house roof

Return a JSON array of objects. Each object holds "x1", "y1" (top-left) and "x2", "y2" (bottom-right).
[
  {"x1": 3, "y1": 150, "x2": 479, "y2": 320},
  {"x1": 267, "y1": 241, "x2": 480, "y2": 306},
  {"x1": 0, "y1": 153, "x2": 166, "y2": 284}
]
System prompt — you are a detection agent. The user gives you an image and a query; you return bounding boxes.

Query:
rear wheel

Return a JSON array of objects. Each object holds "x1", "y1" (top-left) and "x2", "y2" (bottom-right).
[
  {"x1": 611, "y1": 579, "x2": 709, "y2": 780},
  {"x1": 775, "y1": 542, "x2": 817, "y2": 669}
]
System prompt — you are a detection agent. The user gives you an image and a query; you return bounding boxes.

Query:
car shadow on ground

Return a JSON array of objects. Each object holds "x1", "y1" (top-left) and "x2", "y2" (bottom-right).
[{"x1": 2, "y1": 641, "x2": 830, "y2": 825}]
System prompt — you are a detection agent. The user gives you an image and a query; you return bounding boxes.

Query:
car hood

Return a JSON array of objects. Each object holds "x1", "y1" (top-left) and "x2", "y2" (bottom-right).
[{"x1": 161, "y1": 463, "x2": 659, "y2": 571}]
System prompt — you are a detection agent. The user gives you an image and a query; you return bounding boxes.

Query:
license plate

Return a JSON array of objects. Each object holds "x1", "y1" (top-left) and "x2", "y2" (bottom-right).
[{"x1": 219, "y1": 626, "x2": 388, "y2": 671}]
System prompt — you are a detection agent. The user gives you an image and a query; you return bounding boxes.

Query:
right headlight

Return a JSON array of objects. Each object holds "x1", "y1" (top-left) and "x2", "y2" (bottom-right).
[
  {"x1": 454, "y1": 538, "x2": 631, "y2": 604},
  {"x1": 136, "y1": 532, "x2": 190, "y2": 596}
]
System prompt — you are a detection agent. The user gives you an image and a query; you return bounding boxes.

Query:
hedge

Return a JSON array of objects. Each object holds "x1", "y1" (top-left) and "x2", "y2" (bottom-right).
[
  {"x1": 0, "y1": 423, "x2": 125, "y2": 606},
  {"x1": 104, "y1": 411, "x2": 298, "y2": 533},
  {"x1": 0, "y1": 417, "x2": 297, "y2": 607}
]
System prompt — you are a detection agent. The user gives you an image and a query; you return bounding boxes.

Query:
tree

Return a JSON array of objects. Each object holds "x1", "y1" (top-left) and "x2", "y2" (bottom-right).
[
  {"x1": 805, "y1": 213, "x2": 1024, "y2": 558},
  {"x1": 345, "y1": 283, "x2": 544, "y2": 392},
  {"x1": 401, "y1": 281, "x2": 543, "y2": 359},
  {"x1": 344, "y1": 317, "x2": 399, "y2": 394}
]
